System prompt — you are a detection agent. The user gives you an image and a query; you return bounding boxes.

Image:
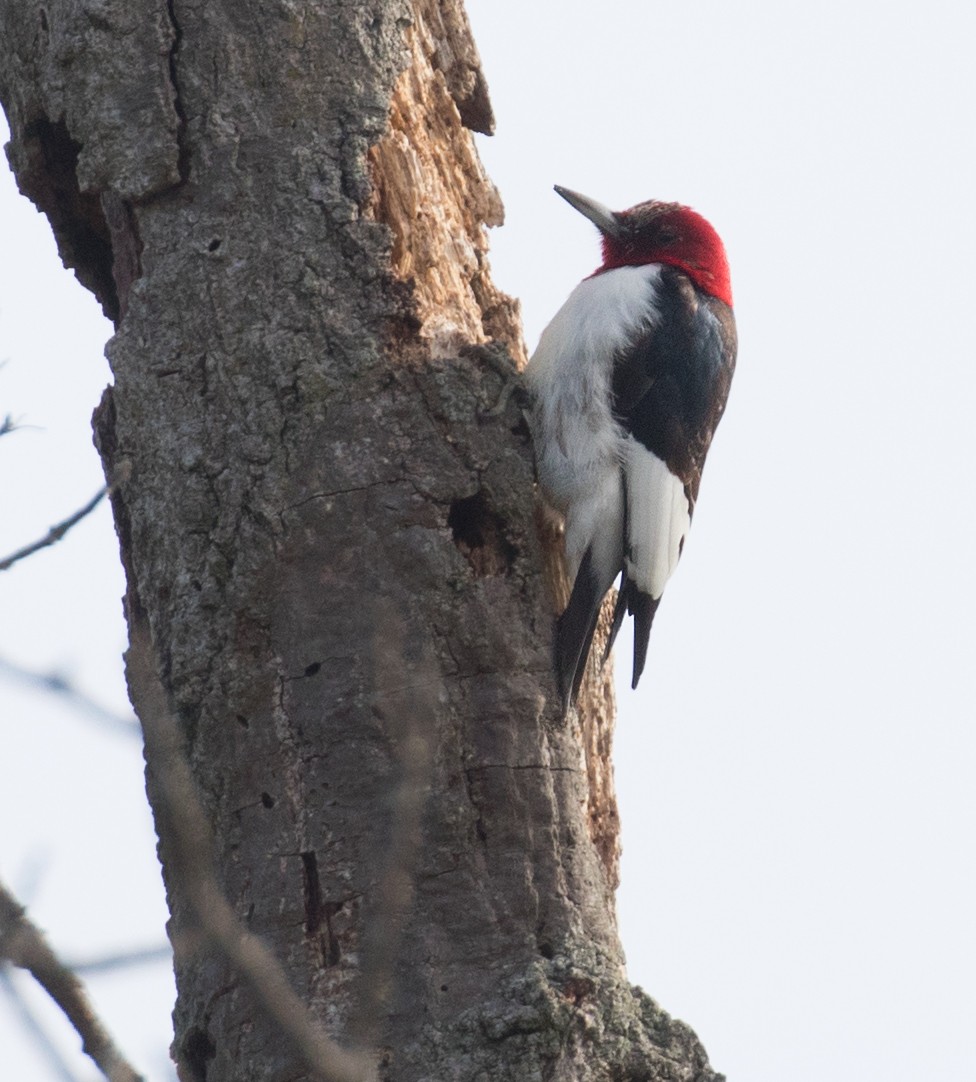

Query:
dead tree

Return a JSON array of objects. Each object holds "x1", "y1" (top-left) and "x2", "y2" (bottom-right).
[{"x1": 0, "y1": 2, "x2": 721, "y2": 1079}]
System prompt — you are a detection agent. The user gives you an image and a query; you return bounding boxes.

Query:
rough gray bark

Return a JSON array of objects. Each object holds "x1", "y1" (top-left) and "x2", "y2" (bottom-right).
[{"x1": 0, "y1": 2, "x2": 723, "y2": 1080}]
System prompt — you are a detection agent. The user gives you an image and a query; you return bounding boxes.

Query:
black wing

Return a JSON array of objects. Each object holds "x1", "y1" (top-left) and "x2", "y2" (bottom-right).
[
  {"x1": 604, "y1": 269, "x2": 737, "y2": 687},
  {"x1": 612, "y1": 268, "x2": 737, "y2": 503}
]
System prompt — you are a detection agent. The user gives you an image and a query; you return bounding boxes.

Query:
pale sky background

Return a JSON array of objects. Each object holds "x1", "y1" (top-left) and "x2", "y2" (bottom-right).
[{"x1": 2, "y1": 1, "x2": 975, "y2": 1079}]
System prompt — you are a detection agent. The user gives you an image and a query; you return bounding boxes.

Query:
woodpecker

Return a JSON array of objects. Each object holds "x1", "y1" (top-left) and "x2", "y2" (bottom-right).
[{"x1": 525, "y1": 186, "x2": 736, "y2": 713}]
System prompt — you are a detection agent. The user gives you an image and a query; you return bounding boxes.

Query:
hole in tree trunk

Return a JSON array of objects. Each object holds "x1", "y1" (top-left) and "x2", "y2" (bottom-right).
[{"x1": 448, "y1": 490, "x2": 516, "y2": 577}]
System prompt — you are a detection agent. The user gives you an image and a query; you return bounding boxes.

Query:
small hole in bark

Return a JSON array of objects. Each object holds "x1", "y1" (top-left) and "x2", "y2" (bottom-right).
[
  {"x1": 40, "y1": 9, "x2": 49, "y2": 31},
  {"x1": 207, "y1": 237, "x2": 222, "y2": 251},
  {"x1": 538, "y1": 942, "x2": 555, "y2": 960},
  {"x1": 182, "y1": 1028, "x2": 216, "y2": 1082},
  {"x1": 260, "y1": 792, "x2": 275, "y2": 808},
  {"x1": 304, "y1": 661, "x2": 321, "y2": 677},
  {"x1": 236, "y1": 713, "x2": 249, "y2": 728},
  {"x1": 440, "y1": 984, "x2": 448, "y2": 992},
  {"x1": 448, "y1": 490, "x2": 516, "y2": 577}
]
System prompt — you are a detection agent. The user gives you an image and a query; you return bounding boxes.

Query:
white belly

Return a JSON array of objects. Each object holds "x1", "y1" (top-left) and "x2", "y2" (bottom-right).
[{"x1": 525, "y1": 264, "x2": 664, "y2": 573}]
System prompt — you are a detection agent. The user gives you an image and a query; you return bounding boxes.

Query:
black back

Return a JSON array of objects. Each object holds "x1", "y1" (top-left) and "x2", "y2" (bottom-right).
[{"x1": 611, "y1": 267, "x2": 737, "y2": 512}]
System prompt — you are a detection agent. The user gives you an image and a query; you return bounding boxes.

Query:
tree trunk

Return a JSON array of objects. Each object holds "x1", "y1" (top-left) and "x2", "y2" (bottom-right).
[{"x1": 0, "y1": 2, "x2": 721, "y2": 1080}]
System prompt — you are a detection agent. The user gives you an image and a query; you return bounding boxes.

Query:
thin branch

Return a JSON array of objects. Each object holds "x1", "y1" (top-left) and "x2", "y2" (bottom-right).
[
  {"x1": 0, "y1": 966, "x2": 84, "y2": 1082},
  {"x1": 0, "y1": 879, "x2": 144, "y2": 1082},
  {"x1": 0, "y1": 655, "x2": 139, "y2": 738},
  {"x1": 348, "y1": 602, "x2": 435, "y2": 1048},
  {"x1": 126, "y1": 618, "x2": 377, "y2": 1082},
  {"x1": 0, "y1": 413, "x2": 22, "y2": 437},
  {"x1": 0, "y1": 485, "x2": 108, "y2": 572},
  {"x1": 66, "y1": 944, "x2": 173, "y2": 976}
]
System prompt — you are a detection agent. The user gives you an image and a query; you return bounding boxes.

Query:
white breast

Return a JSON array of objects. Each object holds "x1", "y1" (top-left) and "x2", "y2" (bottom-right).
[{"x1": 525, "y1": 264, "x2": 663, "y2": 576}]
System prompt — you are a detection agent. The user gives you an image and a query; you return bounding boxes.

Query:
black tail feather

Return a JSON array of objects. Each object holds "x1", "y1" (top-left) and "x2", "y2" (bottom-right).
[
  {"x1": 555, "y1": 549, "x2": 611, "y2": 714},
  {"x1": 628, "y1": 588, "x2": 661, "y2": 690},
  {"x1": 560, "y1": 602, "x2": 603, "y2": 713},
  {"x1": 555, "y1": 554, "x2": 664, "y2": 711},
  {"x1": 601, "y1": 574, "x2": 662, "y2": 691},
  {"x1": 602, "y1": 570, "x2": 631, "y2": 666}
]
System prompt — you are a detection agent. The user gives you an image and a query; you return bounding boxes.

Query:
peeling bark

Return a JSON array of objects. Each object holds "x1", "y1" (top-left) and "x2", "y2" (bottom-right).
[
  {"x1": 0, "y1": 2, "x2": 722, "y2": 1080},
  {"x1": 367, "y1": 1, "x2": 519, "y2": 362}
]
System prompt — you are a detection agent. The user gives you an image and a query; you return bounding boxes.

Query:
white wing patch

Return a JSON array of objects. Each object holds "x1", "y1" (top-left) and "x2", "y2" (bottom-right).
[{"x1": 623, "y1": 440, "x2": 690, "y2": 599}]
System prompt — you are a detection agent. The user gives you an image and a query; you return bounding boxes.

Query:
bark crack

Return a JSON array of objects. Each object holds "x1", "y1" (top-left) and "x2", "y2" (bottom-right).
[
  {"x1": 462, "y1": 767, "x2": 488, "y2": 846},
  {"x1": 300, "y1": 851, "x2": 323, "y2": 935},
  {"x1": 165, "y1": 0, "x2": 190, "y2": 184},
  {"x1": 285, "y1": 480, "x2": 389, "y2": 510}
]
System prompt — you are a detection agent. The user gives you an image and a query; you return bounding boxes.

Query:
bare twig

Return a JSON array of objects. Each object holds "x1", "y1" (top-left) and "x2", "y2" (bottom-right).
[
  {"x1": 349, "y1": 602, "x2": 435, "y2": 1047},
  {"x1": 0, "y1": 879, "x2": 144, "y2": 1082},
  {"x1": 0, "y1": 966, "x2": 85, "y2": 1082},
  {"x1": 126, "y1": 618, "x2": 377, "y2": 1082},
  {"x1": 0, "y1": 484, "x2": 109, "y2": 572},
  {"x1": 67, "y1": 944, "x2": 173, "y2": 976},
  {"x1": 0, "y1": 655, "x2": 139, "y2": 737}
]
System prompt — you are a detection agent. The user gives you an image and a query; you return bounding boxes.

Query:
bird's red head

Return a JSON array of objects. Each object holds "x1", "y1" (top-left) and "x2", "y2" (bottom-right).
[{"x1": 555, "y1": 186, "x2": 733, "y2": 307}]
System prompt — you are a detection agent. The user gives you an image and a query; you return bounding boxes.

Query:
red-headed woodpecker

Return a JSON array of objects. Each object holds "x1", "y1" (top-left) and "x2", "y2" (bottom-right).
[{"x1": 526, "y1": 186, "x2": 736, "y2": 713}]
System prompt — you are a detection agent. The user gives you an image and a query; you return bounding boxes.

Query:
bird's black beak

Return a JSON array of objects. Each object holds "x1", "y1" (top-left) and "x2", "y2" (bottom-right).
[{"x1": 554, "y1": 185, "x2": 622, "y2": 238}]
